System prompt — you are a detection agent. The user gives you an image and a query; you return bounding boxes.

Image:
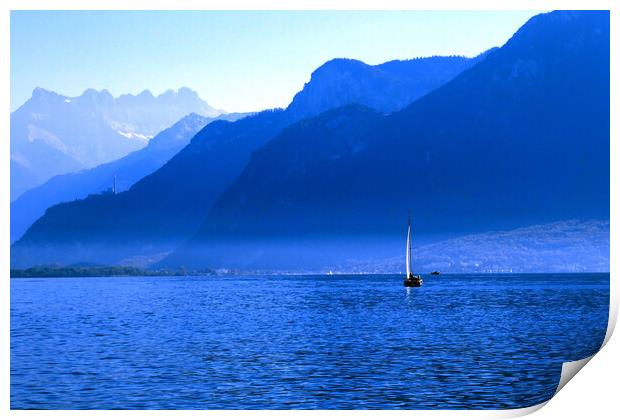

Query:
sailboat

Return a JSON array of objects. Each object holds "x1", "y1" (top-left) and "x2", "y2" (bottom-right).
[{"x1": 404, "y1": 213, "x2": 423, "y2": 287}]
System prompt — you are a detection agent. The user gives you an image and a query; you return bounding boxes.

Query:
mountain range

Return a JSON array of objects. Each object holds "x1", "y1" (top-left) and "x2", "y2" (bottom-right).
[
  {"x1": 10, "y1": 112, "x2": 249, "y2": 243},
  {"x1": 162, "y1": 10, "x2": 610, "y2": 270},
  {"x1": 10, "y1": 11, "x2": 610, "y2": 272},
  {"x1": 10, "y1": 87, "x2": 221, "y2": 200},
  {"x1": 11, "y1": 53, "x2": 483, "y2": 268},
  {"x1": 286, "y1": 54, "x2": 489, "y2": 120}
]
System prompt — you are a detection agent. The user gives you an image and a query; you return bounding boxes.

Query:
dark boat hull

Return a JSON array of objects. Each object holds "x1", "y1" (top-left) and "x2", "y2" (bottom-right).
[{"x1": 404, "y1": 276, "x2": 423, "y2": 287}]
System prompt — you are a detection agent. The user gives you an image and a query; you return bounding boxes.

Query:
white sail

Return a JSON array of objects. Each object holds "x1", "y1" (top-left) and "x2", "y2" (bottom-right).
[{"x1": 406, "y1": 216, "x2": 412, "y2": 278}]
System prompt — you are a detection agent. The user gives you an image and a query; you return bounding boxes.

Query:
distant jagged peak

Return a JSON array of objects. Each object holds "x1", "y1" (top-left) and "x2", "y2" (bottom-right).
[
  {"x1": 159, "y1": 86, "x2": 201, "y2": 100},
  {"x1": 178, "y1": 86, "x2": 199, "y2": 96},
  {"x1": 26, "y1": 87, "x2": 103, "y2": 109},
  {"x1": 136, "y1": 89, "x2": 155, "y2": 99},
  {"x1": 157, "y1": 88, "x2": 182, "y2": 101},
  {"x1": 28, "y1": 87, "x2": 72, "y2": 107},
  {"x1": 116, "y1": 89, "x2": 155, "y2": 103},
  {"x1": 31, "y1": 86, "x2": 65, "y2": 99},
  {"x1": 155, "y1": 87, "x2": 205, "y2": 104},
  {"x1": 53, "y1": 87, "x2": 207, "y2": 104},
  {"x1": 21, "y1": 86, "x2": 219, "y2": 112},
  {"x1": 77, "y1": 88, "x2": 114, "y2": 104},
  {"x1": 80, "y1": 87, "x2": 113, "y2": 97},
  {"x1": 16, "y1": 85, "x2": 224, "y2": 125},
  {"x1": 114, "y1": 87, "x2": 202, "y2": 101}
]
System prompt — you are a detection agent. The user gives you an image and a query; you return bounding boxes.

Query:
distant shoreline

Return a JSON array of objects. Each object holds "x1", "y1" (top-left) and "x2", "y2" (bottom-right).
[
  {"x1": 9, "y1": 265, "x2": 215, "y2": 279},
  {"x1": 9, "y1": 266, "x2": 610, "y2": 279}
]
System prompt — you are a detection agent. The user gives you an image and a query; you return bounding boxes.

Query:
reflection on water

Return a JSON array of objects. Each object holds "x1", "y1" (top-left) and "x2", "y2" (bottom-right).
[{"x1": 11, "y1": 273, "x2": 609, "y2": 409}]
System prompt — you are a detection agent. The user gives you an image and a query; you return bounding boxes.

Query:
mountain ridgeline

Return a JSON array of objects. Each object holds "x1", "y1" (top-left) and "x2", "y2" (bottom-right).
[
  {"x1": 10, "y1": 87, "x2": 221, "y2": 200},
  {"x1": 10, "y1": 112, "x2": 249, "y2": 243},
  {"x1": 286, "y1": 54, "x2": 490, "y2": 119},
  {"x1": 161, "y1": 10, "x2": 610, "y2": 270},
  {"x1": 11, "y1": 53, "x2": 483, "y2": 268}
]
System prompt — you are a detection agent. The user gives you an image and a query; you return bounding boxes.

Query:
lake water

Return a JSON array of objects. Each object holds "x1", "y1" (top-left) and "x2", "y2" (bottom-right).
[{"x1": 11, "y1": 273, "x2": 609, "y2": 409}]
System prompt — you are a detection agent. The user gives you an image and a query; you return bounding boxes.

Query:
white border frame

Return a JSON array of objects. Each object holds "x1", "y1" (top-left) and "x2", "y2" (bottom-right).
[{"x1": 1, "y1": 1, "x2": 617, "y2": 418}]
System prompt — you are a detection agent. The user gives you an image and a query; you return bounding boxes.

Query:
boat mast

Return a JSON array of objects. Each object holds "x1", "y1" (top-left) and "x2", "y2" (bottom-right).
[{"x1": 406, "y1": 212, "x2": 412, "y2": 278}]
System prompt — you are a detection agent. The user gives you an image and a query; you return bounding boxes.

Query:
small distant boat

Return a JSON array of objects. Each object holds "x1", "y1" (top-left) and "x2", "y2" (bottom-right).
[
  {"x1": 404, "y1": 213, "x2": 423, "y2": 287},
  {"x1": 431, "y1": 271, "x2": 440, "y2": 276}
]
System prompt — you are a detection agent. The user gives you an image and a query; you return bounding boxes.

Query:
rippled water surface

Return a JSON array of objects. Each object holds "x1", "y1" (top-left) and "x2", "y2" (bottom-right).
[{"x1": 11, "y1": 273, "x2": 608, "y2": 409}]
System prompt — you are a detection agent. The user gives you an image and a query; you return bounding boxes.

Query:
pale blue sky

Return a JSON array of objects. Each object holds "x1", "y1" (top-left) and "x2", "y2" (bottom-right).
[{"x1": 11, "y1": 10, "x2": 540, "y2": 112}]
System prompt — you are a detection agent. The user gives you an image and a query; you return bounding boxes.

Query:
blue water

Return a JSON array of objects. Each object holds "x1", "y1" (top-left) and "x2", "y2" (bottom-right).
[{"x1": 11, "y1": 273, "x2": 608, "y2": 409}]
